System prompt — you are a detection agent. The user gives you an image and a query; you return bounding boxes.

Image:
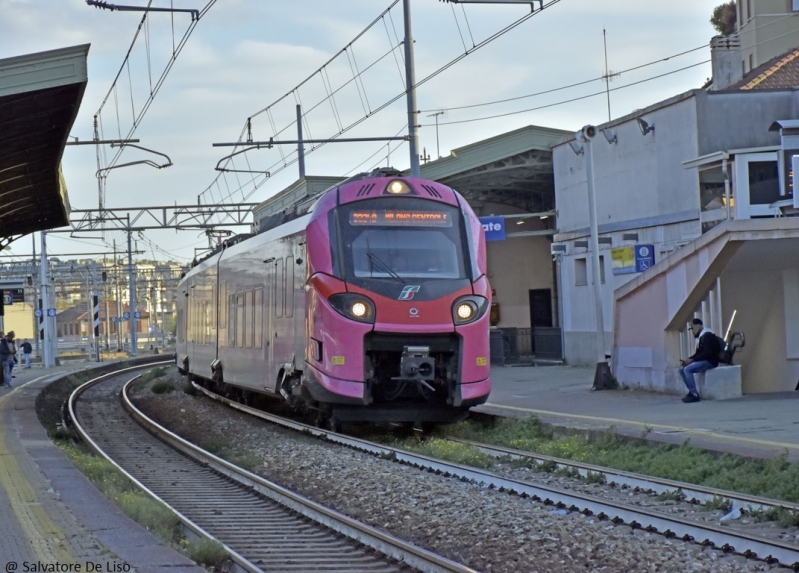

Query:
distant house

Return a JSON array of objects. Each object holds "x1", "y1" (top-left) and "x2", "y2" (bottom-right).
[{"x1": 56, "y1": 302, "x2": 150, "y2": 337}]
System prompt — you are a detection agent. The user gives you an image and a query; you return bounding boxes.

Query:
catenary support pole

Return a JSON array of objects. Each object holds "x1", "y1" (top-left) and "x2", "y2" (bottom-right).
[
  {"x1": 127, "y1": 215, "x2": 138, "y2": 356},
  {"x1": 403, "y1": 0, "x2": 420, "y2": 177},
  {"x1": 39, "y1": 232, "x2": 55, "y2": 368},
  {"x1": 296, "y1": 104, "x2": 306, "y2": 179}
]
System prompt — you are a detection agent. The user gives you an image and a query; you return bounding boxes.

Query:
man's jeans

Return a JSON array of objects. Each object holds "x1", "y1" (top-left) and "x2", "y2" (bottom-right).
[
  {"x1": 2, "y1": 359, "x2": 13, "y2": 386},
  {"x1": 24, "y1": 353, "x2": 31, "y2": 368},
  {"x1": 680, "y1": 360, "x2": 715, "y2": 395}
]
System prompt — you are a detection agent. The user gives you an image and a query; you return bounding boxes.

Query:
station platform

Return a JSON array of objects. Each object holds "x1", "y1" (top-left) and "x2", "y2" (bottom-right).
[
  {"x1": 477, "y1": 364, "x2": 799, "y2": 462},
  {"x1": 0, "y1": 362, "x2": 202, "y2": 572}
]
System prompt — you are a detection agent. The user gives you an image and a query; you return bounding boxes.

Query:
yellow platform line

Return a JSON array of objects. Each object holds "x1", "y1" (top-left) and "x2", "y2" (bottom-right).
[
  {"x1": 0, "y1": 378, "x2": 77, "y2": 563},
  {"x1": 483, "y1": 403, "x2": 799, "y2": 452}
]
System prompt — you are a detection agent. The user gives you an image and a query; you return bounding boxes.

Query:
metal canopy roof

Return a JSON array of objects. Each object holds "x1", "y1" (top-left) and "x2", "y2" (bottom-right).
[
  {"x1": 0, "y1": 45, "x2": 89, "y2": 248},
  {"x1": 417, "y1": 125, "x2": 572, "y2": 212}
]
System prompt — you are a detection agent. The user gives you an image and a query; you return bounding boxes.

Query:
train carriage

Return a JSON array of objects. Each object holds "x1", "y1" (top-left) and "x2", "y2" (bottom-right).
[{"x1": 177, "y1": 170, "x2": 491, "y2": 428}]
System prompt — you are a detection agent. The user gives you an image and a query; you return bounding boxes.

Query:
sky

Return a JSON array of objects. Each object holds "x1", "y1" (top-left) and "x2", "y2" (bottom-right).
[{"x1": 1, "y1": 0, "x2": 725, "y2": 264}]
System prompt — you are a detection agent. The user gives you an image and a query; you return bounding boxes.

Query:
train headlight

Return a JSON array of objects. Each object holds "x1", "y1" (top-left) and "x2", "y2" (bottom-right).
[
  {"x1": 329, "y1": 293, "x2": 375, "y2": 324},
  {"x1": 383, "y1": 179, "x2": 413, "y2": 195},
  {"x1": 351, "y1": 301, "x2": 368, "y2": 318},
  {"x1": 456, "y1": 303, "x2": 474, "y2": 321},
  {"x1": 452, "y1": 295, "x2": 488, "y2": 325}
]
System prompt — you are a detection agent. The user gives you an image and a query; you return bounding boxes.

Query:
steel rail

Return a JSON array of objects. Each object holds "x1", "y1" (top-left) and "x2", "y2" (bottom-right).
[
  {"x1": 190, "y1": 383, "x2": 799, "y2": 569},
  {"x1": 67, "y1": 362, "x2": 262, "y2": 573},
  {"x1": 447, "y1": 437, "x2": 799, "y2": 513},
  {"x1": 68, "y1": 363, "x2": 476, "y2": 573}
]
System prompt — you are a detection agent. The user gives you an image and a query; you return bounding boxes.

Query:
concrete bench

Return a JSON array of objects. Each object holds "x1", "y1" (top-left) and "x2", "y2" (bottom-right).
[{"x1": 696, "y1": 365, "x2": 742, "y2": 400}]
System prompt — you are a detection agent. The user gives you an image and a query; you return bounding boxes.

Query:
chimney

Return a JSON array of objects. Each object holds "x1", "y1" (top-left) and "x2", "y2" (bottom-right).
[{"x1": 710, "y1": 34, "x2": 743, "y2": 90}]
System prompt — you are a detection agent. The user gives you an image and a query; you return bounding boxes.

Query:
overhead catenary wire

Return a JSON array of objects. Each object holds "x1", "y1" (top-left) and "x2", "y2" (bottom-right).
[
  {"x1": 421, "y1": 59, "x2": 711, "y2": 127},
  {"x1": 201, "y1": 0, "x2": 561, "y2": 211}
]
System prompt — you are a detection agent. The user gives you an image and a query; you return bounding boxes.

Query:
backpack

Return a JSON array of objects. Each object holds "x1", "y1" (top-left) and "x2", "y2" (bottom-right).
[{"x1": 715, "y1": 334, "x2": 732, "y2": 365}]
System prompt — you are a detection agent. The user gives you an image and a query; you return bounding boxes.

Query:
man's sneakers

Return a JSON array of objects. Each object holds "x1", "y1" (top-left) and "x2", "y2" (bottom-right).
[{"x1": 682, "y1": 392, "x2": 700, "y2": 403}]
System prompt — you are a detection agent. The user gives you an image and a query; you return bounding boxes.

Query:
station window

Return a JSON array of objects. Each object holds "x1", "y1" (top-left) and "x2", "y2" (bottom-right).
[
  {"x1": 575, "y1": 258, "x2": 587, "y2": 286},
  {"x1": 599, "y1": 255, "x2": 606, "y2": 284}
]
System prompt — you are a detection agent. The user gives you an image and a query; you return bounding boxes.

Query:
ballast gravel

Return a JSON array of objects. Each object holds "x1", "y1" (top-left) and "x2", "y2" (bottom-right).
[{"x1": 130, "y1": 371, "x2": 790, "y2": 573}]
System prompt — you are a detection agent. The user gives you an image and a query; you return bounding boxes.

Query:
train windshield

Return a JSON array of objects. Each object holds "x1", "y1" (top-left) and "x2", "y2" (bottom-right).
[{"x1": 337, "y1": 198, "x2": 469, "y2": 282}]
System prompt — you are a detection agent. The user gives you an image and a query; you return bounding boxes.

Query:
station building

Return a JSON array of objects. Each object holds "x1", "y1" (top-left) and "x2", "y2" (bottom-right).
[{"x1": 552, "y1": 18, "x2": 799, "y2": 395}]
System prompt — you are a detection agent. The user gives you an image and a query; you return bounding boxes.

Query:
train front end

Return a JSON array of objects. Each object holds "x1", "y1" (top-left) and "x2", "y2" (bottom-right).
[{"x1": 303, "y1": 175, "x2": 491, "y2": 424}]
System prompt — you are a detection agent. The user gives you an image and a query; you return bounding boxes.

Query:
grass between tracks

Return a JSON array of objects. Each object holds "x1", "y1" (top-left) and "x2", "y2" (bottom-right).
[
  {"x1": 373, "y1": 416, "x2": 799, "y2": 525},
  {"x1": 36, "y1": 365, "x2": 230, "y2": 571}
]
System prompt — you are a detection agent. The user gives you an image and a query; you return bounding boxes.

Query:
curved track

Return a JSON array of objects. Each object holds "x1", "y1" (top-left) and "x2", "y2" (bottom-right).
[{"x1": 68, "y1": 364, "x2": 476, "y2": 573}]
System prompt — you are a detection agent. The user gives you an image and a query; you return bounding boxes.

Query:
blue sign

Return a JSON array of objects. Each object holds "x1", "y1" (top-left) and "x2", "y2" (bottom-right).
[
  {"x1": 123, "y1": 311, "x2": 131, "y2": 319},
  {"x1": 111, "y1": 317, "x2": 117, "y2": 323},
  {"x1": 34, "y1": 309, "x2": 43, "y2": 317},
  {"x1": 634, "y1": 244, "x2": 656, "y2": 272},
  {"x1": 47, "y1": 308, "x2": 57, "y2": 317},
  {"x1": 133, "y1": 311, "x2": 141, "y2": 319},
  {"x1": 479, "y1": 216, "x2": 506, "y2": 242}
]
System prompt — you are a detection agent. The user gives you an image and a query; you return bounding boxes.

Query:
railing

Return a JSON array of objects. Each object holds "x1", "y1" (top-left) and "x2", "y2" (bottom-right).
[{"x1": 490, "y1": 327, "x2": 563, "y2": 365}]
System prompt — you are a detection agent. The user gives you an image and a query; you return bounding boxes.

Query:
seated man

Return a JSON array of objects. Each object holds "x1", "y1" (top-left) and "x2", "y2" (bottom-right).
[{"x1": 679, "y1": 318, "x2": 721, "y2": 403}]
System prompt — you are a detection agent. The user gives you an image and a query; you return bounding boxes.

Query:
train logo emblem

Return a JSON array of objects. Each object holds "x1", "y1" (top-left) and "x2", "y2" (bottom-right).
[{"x1": 398, "y1": 285, "x2": 420, "y2": 300}]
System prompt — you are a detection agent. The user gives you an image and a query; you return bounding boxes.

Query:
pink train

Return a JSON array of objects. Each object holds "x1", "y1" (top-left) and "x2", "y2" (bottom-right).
[{"x1": 176, "y1": 171, "x2": 491, "y2": 430}]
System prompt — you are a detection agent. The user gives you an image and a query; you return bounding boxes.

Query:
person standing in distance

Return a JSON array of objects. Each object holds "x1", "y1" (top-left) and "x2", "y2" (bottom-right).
[
  {"x1": 679, "y1": 318, "x2": 720, "y2": 403},
  {"x1": 21, "y1": 339, "x2": 32, "y2": 369}
]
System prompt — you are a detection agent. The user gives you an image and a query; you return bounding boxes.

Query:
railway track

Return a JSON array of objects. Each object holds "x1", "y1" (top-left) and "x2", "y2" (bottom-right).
[
  {"x1": 187, "y1": 380, "x2": 799, "y2": 570},
  {"x1": 67, "y1": 364, "x2": 477, "y2": 573}
]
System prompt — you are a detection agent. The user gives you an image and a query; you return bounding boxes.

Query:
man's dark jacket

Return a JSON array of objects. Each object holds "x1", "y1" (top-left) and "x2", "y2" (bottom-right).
[{"x1": 689, "y1": 331, "x2": 721, "y2": 367}]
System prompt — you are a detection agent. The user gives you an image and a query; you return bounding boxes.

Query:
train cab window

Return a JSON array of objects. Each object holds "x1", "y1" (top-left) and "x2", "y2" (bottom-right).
[{"x1": 337, "y1": 197, "x2": 468, "y2": 283}]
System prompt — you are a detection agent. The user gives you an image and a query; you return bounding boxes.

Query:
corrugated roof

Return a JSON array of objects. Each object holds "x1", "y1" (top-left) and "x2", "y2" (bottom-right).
[{"x1": 0, "y1": 45, "x2": 89, "y2": 248}]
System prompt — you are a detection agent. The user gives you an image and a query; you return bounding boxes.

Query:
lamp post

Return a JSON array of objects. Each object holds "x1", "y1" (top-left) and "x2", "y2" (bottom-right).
[{"x1": 572, "y1": 125, "x2": 613, "y2": 389}]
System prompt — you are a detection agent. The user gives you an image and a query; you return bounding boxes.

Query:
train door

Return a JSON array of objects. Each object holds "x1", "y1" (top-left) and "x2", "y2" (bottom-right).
[
  {"x1": 187, "y1": 278, "x2": 198, "y2": 372},
  {"x1": 264, "y1": 259, "x2": 276, "y2": 389}
]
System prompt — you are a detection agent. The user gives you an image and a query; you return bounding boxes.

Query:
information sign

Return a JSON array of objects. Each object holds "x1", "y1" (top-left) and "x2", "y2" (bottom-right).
[
  {"x1": 123, "y1": 311, "x2": 131, "y2": 319},
  {"x1": 133, "y1": 311, "x2": 142, "y2": 319},
  {"x1": 34, "y1": 309, "x2": 43, "y2": 317},
  {"x1": 479, "y1": 216, "x2": 506, "y2": 242},
  {"x1": 634, "y1": 244, "x2": 656, "y2": 272},
  {"x1": 47, "y1": 308, "x2": 57, "y2": 317}
]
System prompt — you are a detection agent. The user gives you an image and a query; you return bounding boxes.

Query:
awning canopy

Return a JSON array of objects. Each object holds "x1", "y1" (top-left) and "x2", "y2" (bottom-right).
[{"x1": 0, "y1": 44, "x2": 89, "y2": 248}]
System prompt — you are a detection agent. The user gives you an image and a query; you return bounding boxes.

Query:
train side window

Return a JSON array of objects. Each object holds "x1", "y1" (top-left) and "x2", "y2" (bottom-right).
[
  {"x1": 286, "y1": 255, "x2": 294, "y2": 318},
  {"x1": 219, "y1": 281, "x2": 227, "y2": 329},
  {"x1": 274, "y1": 258, "x2": 284, "y2": 318},
  {"x1": 254, "y1": 288, "x2": 263, "y2": 348},
  {"x1": 236, "y1": 293, "x2": 245, "y2": 348},
  {"x1": 228, "y1": 294, "x2": 236, "y2": 347},
  {"x1": 245, "y1": 290, "x2": 254, "y2": 348}
]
